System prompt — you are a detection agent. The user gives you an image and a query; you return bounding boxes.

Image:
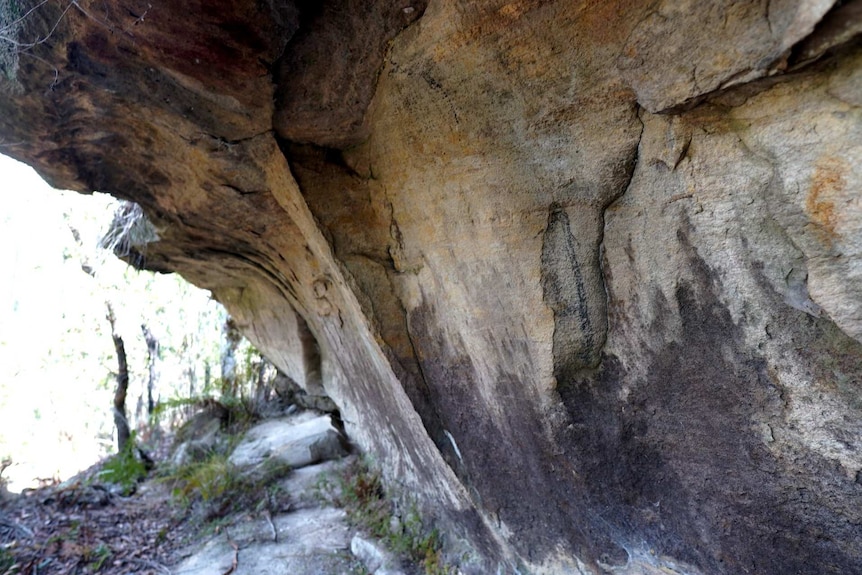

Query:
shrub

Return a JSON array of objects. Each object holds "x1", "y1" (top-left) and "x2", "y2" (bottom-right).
[
  {"x1": 167, "y1": 453, "x2": 239, "y2": 507},
  {"x1": 98, "y1": 434, "x2": 149, "y2": 495},
  {"x1": 161, "y1": 451, "x2": 292, "y2": 524},
  {"x1": 317, "y1": 459, "x2": 454, "y2": 575},
  {"x1": 0, "y1": 544, "x2": 15, "y2": 574}
]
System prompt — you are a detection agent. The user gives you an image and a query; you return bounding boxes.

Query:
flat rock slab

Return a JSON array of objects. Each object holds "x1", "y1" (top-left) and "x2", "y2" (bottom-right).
[
  {"x1": 275, "y1": 458, "x2": 355, "y2": 511},
  {"x1": 351, "y1": 534, "x2": 405, "y2": 575},
  {"x1": 229, "y1": 414, "x2": 347, "y2": 470},
  {"x1": 172, "y1": 507, "x2": 354, "y2": 575}
]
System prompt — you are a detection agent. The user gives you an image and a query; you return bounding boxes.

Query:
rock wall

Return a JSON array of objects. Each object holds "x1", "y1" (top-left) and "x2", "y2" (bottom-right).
[{"x1": 1, "y1": 1, "x2": 861, "y2": 573}]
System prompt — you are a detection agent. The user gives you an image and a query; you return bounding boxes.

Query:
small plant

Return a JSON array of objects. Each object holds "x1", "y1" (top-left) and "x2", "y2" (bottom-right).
[
  {"x1": 161, "y1": 451, "x2": 292, "y2": 524},
  {"x1": 154, "y1": 394, "x2": 261, "y2": 438},
  {"x1": 87, "y1": 543, "x2": 112, "y2": 571},
  {"x1": 0, "y1": 544, "x2": 16, "y2": 574},
  {"x1": 317, "y1": 459, "x2": 455, "y2": 575},
  {"x1": 165, "y1": 453, "x2": 239, "y2": 507},
  {"x1": 324, "y1": 460, "x2": 389, "y2": 536},
  {"x1": 333, "y1": 549, "x2": 370, "y2": 575},
  {"x1": 47, "y1": 520, "x2": 80, "y2": 545},
  {"x1": 219, "y1": 394, "x2": 261, "y2": 433},
  {"x1": 98, "y1": 433, "x2": 148, "y2": 495},
  {"x1": 392, "y1": 509, "x2": 449, "y2": 575}
]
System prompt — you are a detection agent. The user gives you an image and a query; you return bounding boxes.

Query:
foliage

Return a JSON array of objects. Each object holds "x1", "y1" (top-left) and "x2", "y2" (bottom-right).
[
  {"x1": 219, "y1": 394, "x2": 264, "y2": 433},
  {"x1": 97, "y1": 433, "x2": 148, "y2": 495},
  {"x1": 317, "y1": 459, "x2": 454, "y2": 575},
  {"x1": 0, "y1": 168, "x2": 281, "y2": 495},
  {"x1": 0, "y1": 544, "x2": 14, "y2": 574},
  {"x1": 152, "y1": 396, "x2": 227, "y2": 431},
  {"x1": 161, "y1": 451, "x2": 292, "y2": 524},
  {"x1": 153, "y1": 394, "x2": 262, "y2": 439},
  {"x1": 88, "y1": 543, "x2": 112, "y2": 571},
  {"x1": 1, "y1": 184, "x2": 234, "y2": 490},
  {"x1": 151, "y1": 396, "x2": 209, "y2": 418},
  {"x1": 100, "y1": 201, "x2": 159, "y2": 270},
  {"x1": 167, "y1": 452, "x2": 238, "y2": 506},
  {"x1": 0, "y1": 0, "x2": 23, "y2": 82},
  {"x1": 214, "y1": 318, "x2": 278, "y2": 415}
]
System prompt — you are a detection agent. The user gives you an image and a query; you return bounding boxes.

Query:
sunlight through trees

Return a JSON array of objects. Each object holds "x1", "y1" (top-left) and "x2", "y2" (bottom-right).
[{"x1": 0, "y1": 154, "x2": 262, "y2": 492}]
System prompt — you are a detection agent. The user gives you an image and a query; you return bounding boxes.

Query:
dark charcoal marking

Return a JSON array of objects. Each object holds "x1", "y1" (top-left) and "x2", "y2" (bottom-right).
[
  {"x1": 408, "y1": 299, "x2": 627, "y2": 571},
  {"x1": 541, "y1": 203, "x2": 599, "y2": 378},
  {"x1": 557, "y1": 229, "x2": 862, "y2": 574},
  {"x1": 66, "y1": 42, "x2": 108, "y2": 78}
]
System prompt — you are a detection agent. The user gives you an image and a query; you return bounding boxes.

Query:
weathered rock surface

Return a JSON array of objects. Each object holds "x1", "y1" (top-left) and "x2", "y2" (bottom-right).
[
  {"x1": 173, "y1": 506, "x2": 354, "y2": 575},
  {"x1": 2, "y1": 1, "x2": 862, "y2": 574},
  {"x1": 171, "y1": 457, "x2": 413, "y2": 575},
  {"x1": 350, "y1": 534, "x2": 404, "y2": 575},
  {"x1": 228, "y1": 413, "x2": 347, "y2": 470},
  {"x1": 171, "y1": 407, "x2": 227, "y2": 467}
]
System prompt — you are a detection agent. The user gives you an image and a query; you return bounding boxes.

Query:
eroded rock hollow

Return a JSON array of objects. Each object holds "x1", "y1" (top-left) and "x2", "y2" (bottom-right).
[{"x1": 2, "y1": 1, "x2": 861, "y2": 573}]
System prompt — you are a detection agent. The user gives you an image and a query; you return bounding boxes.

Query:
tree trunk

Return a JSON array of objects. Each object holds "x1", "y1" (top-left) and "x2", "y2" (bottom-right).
[
  {"x1": 106, "y1": 303, "x2": 131, "y2": 452},
  {"x1": 220, "y1": 317, "x2": 241, "y2": 398},
  {"x1": 141, "y1": 324, "x2": 159, "y2": 416},
  {"x1": 254, "y1": 354, "x2": 270, "y2": 406}
]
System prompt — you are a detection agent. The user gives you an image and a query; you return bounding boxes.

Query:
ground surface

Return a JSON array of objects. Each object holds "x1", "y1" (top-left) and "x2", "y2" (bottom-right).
[
  {"x1": 0, "y1": 462, "x2": 193, "y2": 574},
  {"x1": 0, "y1": 436, "x2": 367, "y2": 575}
]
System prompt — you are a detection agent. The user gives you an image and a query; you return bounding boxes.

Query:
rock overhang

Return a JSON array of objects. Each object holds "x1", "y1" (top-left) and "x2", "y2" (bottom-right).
[{"x1": 1, "y1": 1, "x2": 862, "y2": 573}]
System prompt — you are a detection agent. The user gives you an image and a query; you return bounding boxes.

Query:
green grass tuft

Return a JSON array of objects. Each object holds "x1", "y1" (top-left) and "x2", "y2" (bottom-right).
[
  {"x1": 316, "y1": 459, "x2": 455, "y2": 575},
  {"x1": 0, "y1": 545, "x2": 15, "y2": 574},
  {"x1": 160, "y1": 451, "x2": 292, "y2": 526},
  {"x1": 98, "y1": 434, "x2": 149, "y2": 495},
  {"x1": 88, "y1": 543, "x2": 112, "y2": 571}
]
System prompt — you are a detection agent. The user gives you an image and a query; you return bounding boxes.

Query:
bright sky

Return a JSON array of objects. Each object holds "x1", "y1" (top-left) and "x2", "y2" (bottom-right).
[
  {"x1": 0, "y1": 153, "x2": 227, "y2": 491},
  {"x1": 0, "y1": 153, "x2": 117, "y2": 349},
  {"x1": 0, "y1": 153, "x2": 120, "y2": 489}
]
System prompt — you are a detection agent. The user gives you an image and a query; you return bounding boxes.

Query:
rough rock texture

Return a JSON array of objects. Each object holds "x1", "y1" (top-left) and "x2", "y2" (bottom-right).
[
  {"x1": 351, "y1": 534, "x2": 404, "y2": 575},
  {"x1": 173, "y1": 450, "x2": 360, "y2": 575},
  {"x1": 228, "y1": 413, "x2": 347, "y2": 469},
  {"x1": 2, "y1": 1, "x2": 862, "y2": 574},
  {"x1": 173, "y1": 507, "x2": 355, "y2": 575}
]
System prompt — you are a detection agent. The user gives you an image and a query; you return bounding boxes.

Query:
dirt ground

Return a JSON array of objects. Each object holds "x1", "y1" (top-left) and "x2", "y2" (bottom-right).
[
  {"x1": 0, "y1": 459, "x2": 200, "y2": 575},
  {"x1": 0, "y1": 409, "x2": 404, "y2": 575}
]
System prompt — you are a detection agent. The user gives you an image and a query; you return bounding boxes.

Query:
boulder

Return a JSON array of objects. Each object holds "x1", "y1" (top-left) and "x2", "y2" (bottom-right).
[
  {"x1": 273, "y1": 371, "x2": 339, "y2": 414},
  {"x1": 228, "y1": 415, "x2": 347, "y2": 470},
  {"x1": 275, "y1": 457, "x2": 357, "y2": 511},
  {"x1": 170, "y1": 407, "x2": 227, "y2": 467},
  {"x1": 351, "y1": 534, "x2": 404, "y2": 575}
]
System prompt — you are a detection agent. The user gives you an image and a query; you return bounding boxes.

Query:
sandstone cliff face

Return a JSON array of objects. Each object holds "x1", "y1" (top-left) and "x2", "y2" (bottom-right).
[{"x1": 2, "y1": 1, "x2": 861, "y2": 573}]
